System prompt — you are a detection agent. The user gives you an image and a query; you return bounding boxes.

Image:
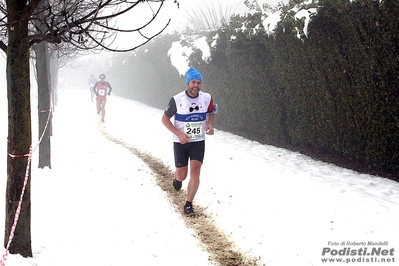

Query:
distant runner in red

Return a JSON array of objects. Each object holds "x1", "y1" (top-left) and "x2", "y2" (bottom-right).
[{"x1": 92, "y1": 74, "x2": 112, "y2": 123}]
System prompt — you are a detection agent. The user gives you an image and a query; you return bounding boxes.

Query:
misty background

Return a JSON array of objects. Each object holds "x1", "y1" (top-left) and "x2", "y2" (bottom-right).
[
  {"x1": 3, "y1": 0, "x2": 398, "y2": 180},
  {"x1": 55, "y1": 0, "x2": 288, "y2": 92}
]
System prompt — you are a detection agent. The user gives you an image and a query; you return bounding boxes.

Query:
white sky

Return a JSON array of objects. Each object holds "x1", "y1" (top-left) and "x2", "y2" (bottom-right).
[
  {"x1": 166, "y1": 0, "x2": 289, "y2": 32},
  {"x1": 111, "y1": 0, "x2": 290, "y2": 49}
]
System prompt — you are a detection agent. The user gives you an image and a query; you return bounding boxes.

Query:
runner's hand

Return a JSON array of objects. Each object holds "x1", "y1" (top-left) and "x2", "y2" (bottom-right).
[
  {"x1": 206, "y1": 125, "x2": 214, "y2": 135},
  {"x1": 177, "y1": 132, "x2": 189, "y2": 144}
]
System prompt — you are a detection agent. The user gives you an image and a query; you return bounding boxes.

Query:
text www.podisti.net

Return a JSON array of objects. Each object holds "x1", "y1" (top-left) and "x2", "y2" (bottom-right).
[{"x1": 321, "y1": 241, "x2": 396, "y2": 264}]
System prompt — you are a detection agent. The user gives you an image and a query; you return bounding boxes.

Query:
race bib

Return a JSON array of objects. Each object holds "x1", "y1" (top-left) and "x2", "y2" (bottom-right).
[
  {"x1": 185, "y1": 122, "x2": 202, "y2": 139},
  {"x1": 98, "y1": 89, "x2": 106, "y2": 96}
]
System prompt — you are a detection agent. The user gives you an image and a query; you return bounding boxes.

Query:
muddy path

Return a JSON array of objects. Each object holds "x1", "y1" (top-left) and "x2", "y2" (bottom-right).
[{"x1": 100, "y1": 127, "x2": 264, "y2": 266}]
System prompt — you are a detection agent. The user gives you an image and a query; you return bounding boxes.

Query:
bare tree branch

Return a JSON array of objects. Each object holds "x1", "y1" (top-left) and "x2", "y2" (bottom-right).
[
  {"x1": 184, "y1": 0, "x2": 238, "y2": 33},
  {"x1": 0, "y1": 0, "x2": 178, "y2": 53}
]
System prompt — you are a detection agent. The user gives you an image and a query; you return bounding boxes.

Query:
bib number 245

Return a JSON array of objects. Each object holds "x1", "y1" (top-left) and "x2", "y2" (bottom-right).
[{"x1": 185, "y1": 122, "x2": 202, "y2": 139}]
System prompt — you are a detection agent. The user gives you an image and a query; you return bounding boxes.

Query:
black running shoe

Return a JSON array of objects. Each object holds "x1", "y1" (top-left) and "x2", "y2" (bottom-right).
[
  {"x1": 184, "y1": 205, "x2": 195, "y2": 215},
  {"x1": 173, "y1": 178, "x2": 182, "y2": 191}
]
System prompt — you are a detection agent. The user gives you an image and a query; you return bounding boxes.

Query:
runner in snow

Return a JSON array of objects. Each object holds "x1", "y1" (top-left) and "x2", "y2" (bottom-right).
[
  {"x1": 88, "y1": 74, "x2": 97, "y2": 102},
  {"x1": 92, "y1": 74, "x2": 112, "y2": 123},
  {"x1": 162, "y1": 67, "x2": 217, "y2": 215}
]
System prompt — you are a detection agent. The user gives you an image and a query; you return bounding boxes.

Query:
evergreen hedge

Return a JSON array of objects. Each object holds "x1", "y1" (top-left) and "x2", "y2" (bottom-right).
[{"x1": 106, "y1": 0, "x2": 399, "y2": 178}]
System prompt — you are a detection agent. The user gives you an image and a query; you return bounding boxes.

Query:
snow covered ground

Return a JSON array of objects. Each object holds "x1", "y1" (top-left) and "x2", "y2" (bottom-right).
[{"x1": 1, "y1": 88, "x2": 399, "y2": 266}]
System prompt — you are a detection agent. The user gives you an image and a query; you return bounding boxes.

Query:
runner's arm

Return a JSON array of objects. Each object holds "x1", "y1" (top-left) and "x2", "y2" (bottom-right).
[
  {"x1": 92, "y1": 82, "x2": 99, "y2": 96},
  {"x1": 162, "y1": 98, "x2": 189, "y2": 144},
  {"x1": 206, "y1": 113, "x2": 215, "y2": 135},
  {"x1": 207, "y1": 97, "x2": 218, "y2": 114},
  {"x1": 206, "y1": 98, "x2": 217, "y2": 134},
  {"x1": 107, "y1": 82, "x2": 112, "y2": 95}
]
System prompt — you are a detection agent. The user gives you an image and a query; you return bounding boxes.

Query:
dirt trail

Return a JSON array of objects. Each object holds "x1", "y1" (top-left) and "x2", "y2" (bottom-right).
[{"x1": 100, "y1": 127, "x2": 264, "y2": 266}]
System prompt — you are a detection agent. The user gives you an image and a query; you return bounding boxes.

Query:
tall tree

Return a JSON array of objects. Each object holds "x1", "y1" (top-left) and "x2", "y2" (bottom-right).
[
  {"x1": 35, "y1": 0, "x2": 52, "y2": 169},
  {"x1": 0, "y1": 0, "x2": 175, "y2": 257},
  {"x1": 4, "y1": 0, "x2": 36, "y2": 258}
]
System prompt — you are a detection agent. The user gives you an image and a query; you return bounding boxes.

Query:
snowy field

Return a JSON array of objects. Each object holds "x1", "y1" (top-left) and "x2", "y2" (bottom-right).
[{"x1": 1, "y1": 88, "x2": 399, "y2": 266}]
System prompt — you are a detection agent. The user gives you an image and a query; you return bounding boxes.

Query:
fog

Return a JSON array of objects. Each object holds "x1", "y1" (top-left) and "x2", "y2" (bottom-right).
[
  {"x1": 0, "y1": 56, "x2": 5, "y2": 88},
  {"x1": 58, "y1": 0, "x2": 290, "y2": 83},
  {"x1": 0, "y1": 0, "x2": 291, "y2": 103},
  {"x1": 167, "y1": 0, "x2": 289, "y2": 33}
]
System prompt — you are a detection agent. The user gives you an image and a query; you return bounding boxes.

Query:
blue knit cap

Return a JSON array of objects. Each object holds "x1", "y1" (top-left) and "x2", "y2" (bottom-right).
[{"x1": 186, "y1": 68, "x2": 202, "y2": 84}]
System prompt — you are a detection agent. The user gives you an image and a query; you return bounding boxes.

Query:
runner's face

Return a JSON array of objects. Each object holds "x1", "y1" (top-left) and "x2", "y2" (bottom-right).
[
  {"x1": 187, "y1": 79, "x2": 201, "y2": 97},
  {"x1": 100, "y1": 75, "x2": 105, "y2": 80}
]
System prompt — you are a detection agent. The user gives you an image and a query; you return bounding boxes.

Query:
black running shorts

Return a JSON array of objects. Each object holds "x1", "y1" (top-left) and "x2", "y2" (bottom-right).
[{"x1": 173, "y1": 141, "x2": 205, "y2": 168}]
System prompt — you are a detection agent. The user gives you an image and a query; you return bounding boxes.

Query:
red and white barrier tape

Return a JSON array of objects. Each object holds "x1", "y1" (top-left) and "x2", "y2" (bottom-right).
[
  {"x1": 1, "y1": 108, "x2": 52, "y2": 266},
  {"x1": 1, "y1": 146, "x2": 32, "y2": 266}
]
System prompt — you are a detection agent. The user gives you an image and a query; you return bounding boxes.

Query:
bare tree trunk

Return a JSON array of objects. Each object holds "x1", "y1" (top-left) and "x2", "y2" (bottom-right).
[
  {"x1": 36, "y1": 41, "x2": 52, "y2": 169},
  {"x1": 50, "y1": 50, "x2": 59, "y2": 113},
  {"x1": 5, "y1": 0, "x2": 33, "y2": 257},
  {"x1": 36, "y1": 0, "x2": 52, "y2": 168}
]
